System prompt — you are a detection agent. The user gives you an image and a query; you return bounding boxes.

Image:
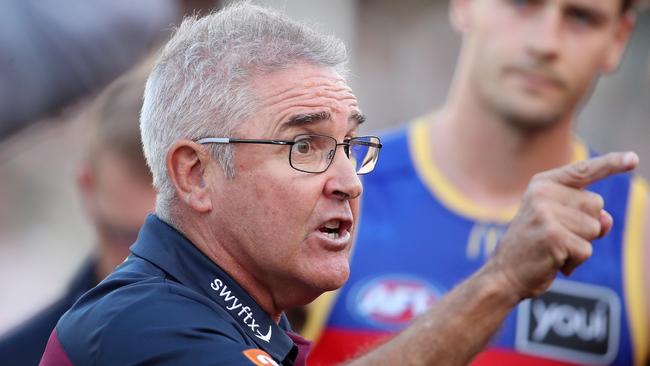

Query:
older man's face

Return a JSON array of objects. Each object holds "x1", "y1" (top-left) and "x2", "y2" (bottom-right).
[{"x1": 209, "y1": 63, "x2": 363, "y2": 307}]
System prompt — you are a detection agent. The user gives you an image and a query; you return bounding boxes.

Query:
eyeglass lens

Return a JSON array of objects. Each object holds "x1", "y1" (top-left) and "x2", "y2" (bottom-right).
[
  {"x1": 289, "y1": 135, "x2": 379, "y2": 174},
  {"x1": 350, "y1": 137, "x2": 379, "y2": 174}
]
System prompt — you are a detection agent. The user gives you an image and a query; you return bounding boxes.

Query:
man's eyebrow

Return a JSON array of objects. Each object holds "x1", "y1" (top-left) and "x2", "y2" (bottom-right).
[
  {"x1": 280, "y1": 110, "x2": 365, "y2": 131},
  {"x1": 282, "y1": 111, "x2": 331, "y2": 130},
  {"x1": 351, "y1": 111, "x2": 366, "y2": 125}
]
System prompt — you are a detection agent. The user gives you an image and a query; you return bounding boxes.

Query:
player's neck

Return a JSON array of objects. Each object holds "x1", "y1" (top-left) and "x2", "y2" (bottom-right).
[
  {"x1": 182, "y1": 213, "x2": 291, "y2": 324},
  {"x1": 430, "y1": 102, "x2": 575, "y2": 210}
]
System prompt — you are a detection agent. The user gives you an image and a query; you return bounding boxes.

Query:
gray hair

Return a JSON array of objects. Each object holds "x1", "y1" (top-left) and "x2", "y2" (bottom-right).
[{"x1": 140, "y1": 2, "x2": 348, "y2": 223}]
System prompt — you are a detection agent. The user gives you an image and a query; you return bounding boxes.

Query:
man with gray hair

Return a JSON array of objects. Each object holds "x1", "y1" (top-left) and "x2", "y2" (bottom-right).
[{"x1": 41, "y1": 3, "x2": 638, "y2": 365}]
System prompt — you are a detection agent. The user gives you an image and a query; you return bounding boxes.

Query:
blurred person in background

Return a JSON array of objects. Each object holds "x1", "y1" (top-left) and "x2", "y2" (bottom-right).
[
  {"x1": 307, "y1": 0, "x2": 650, "y2": 365},
  {"x1": 0, "y1": 63, "x2": 156, "y2": 366}
]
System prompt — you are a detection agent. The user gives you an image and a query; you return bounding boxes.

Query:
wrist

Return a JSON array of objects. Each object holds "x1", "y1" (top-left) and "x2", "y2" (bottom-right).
[{"x1": 473, "y1": 262, "x2": 524, "y2": 309}]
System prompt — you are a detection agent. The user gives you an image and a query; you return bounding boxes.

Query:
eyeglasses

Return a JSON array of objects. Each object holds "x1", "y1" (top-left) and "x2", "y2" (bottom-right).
[{"x1": 196, "y1": 134, "x2": 382, "y2": 174}]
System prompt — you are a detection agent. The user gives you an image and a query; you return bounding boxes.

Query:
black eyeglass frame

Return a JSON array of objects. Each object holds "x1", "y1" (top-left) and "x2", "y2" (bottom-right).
[{"x1": 195, "y1": 134, "x2": 382, "y2": 174}]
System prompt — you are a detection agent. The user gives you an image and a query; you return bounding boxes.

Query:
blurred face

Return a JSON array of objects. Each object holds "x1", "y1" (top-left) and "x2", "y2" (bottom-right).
[
  {"x1": 457, "y1": 0, "x2": 632, "y2": 128},
  {"x1": 82, "y1": 151, "x2": 156, "y2": 267},
  {"x1": 207, "y1": 64, "x2": 363, "y2": 305}
]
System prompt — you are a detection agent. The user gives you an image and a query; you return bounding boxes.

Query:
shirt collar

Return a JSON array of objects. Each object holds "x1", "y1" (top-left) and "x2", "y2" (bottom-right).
[{"x1": 130, "y1": 214, "x2": 296, "y2": 362}]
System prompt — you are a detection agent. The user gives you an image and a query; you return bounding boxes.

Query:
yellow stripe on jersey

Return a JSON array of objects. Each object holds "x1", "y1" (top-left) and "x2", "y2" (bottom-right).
[
  {"x1": 623, "y1": 176, "x2": 649, "y2": 366},
  {"x1": 573, "y1": 138, "x2": 589, "y2": 162},
  {"x1": 302, "y1": 289, "x2": 340, "y2": 341},
  {"x1": 408, "y1": 116, "x2": 589, "y2": 223}
]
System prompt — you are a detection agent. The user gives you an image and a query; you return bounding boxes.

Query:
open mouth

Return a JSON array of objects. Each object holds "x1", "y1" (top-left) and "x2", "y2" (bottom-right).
[
  {"x1": 317, "y1": 219, "x2": 352, "y2": 241},
  {"x1": 319, "y1": 219, "x2": 343, "y2": 239}
]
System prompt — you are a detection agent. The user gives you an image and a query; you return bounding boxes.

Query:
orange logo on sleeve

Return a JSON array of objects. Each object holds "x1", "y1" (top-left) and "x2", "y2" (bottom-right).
[{"x1": 242, "y1": 349, "x2": 279, "y2": 366}]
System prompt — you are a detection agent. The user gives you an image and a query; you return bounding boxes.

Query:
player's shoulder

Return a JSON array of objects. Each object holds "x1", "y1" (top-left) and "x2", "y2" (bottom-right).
[
  {"x1": 67, "y1": 255, "x2": 238, "y2": 331},
  {"x1": 56, "y1": 257, "x2": 247, "y2": 364},
  {"x1": 96, "y1": 281, "x2": 244, "y2": 342}
]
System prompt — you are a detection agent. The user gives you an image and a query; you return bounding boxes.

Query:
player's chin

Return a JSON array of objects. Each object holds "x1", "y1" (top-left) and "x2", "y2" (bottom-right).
[
  {"x1": 306, "y1": 256, "x2": 351, "y2": 293},
  {"x1": 501, "y1": 102, "x2": 565, "y2": 130}
]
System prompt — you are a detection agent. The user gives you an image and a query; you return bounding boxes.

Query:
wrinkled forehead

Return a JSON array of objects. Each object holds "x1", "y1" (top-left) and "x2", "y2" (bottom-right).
[{"x1": 247, "y1": 63, "x2": 362, "y2": 135}]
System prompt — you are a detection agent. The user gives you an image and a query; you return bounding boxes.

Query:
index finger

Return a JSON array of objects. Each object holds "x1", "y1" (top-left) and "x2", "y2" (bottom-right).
[{"x1": 542, "y1": 152, "x2": 638, "y2": 189}]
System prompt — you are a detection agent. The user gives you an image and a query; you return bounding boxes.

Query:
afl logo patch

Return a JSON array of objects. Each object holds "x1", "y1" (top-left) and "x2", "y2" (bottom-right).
[
  {"x1": 515, "y1": 280, "x2": 621, "y2": 365},
  {"x1": 349, "y1": 275, "x2": 442, "y2": 328},
  {"x1": 242, "y1": 349, "x2": 279, "y2": 366}
]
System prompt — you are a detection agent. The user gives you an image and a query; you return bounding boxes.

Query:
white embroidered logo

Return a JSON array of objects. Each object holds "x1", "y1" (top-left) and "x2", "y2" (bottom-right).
[{"x1": 211, "y1": 278, "x2": 273, "y2": 342}]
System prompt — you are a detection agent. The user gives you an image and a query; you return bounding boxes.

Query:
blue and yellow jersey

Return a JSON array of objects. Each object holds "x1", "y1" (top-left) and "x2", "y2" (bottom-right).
[{"x1": 306, "y1": 118, "x2": 648, "y2": 365}]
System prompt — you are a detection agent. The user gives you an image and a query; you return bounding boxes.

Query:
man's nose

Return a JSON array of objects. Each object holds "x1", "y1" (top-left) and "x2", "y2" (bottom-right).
[
  {"x1": 323, "y1": 147, "x2": 362, "y2": 200},
  {"x1": 526, "y1": 6, "x2": 562, "y2": 62}
]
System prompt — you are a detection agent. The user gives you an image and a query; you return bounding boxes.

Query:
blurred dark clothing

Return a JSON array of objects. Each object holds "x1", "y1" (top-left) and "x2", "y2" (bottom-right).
[
  {"x1": 0, "y1": 0, "x2": 181, "y2": 140},
  {"x1": 0, "y1": 258, "x2": 97, "y2": 366}
]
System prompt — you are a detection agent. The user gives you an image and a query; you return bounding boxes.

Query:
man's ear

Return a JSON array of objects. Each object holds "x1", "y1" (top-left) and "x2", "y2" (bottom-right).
[
  {"x1": 450, "y1": 0, "x2": 473, "y2": 33},
  {"x1": 166, "y1": 140, "x2": 214, "y2": 213},
  {"x1": 76, "y1": 162, "x2": 99, "y2": 221},
  {"x1": 602, "y1": 13, "x2": 635, "y2": 73}
]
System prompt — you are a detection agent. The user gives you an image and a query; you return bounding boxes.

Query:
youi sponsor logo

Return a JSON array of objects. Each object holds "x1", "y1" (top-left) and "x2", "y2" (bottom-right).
[
  {"x1": 210, "y1": 278, "x2": 272, "y2": 342},
  {"x1": 530, "y1": 298, "x2": 608, "y2": 343},
  {"x1": 349, "y1": 275, "x2": 442, "y2": 328},
  {"x1": 516, "y1": 280, "x2": 621, "y2": 365}
]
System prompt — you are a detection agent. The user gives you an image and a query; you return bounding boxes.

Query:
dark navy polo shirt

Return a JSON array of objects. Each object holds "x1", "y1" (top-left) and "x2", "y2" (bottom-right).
[{"x1": 41, "y1": 215, "x2": 309, "y2": 366}]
